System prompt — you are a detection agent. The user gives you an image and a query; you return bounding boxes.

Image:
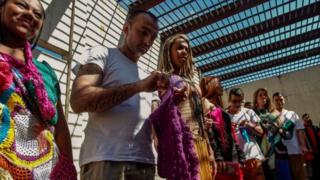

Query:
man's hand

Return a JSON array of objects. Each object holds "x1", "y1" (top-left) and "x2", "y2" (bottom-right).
[
  {"x1": 71, "y1": 65, "x2": 168, "y2": 113},
  {"x1": 139, "y1": 71, "x2": 169, "y2": 92},
  {"x1": 300, "y1": 145, "x2": 309, "y2": 154},
  {"x1": 297, "y1": 129, "x2": 308, "y2": 155}
]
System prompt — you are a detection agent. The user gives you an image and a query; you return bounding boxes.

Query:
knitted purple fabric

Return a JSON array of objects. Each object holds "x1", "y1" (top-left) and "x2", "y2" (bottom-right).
[{"x1": 149, "y1": 75, "x2": 199, "y2": 180}]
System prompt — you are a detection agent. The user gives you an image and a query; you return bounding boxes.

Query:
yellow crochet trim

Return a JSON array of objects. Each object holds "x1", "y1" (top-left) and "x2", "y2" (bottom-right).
[
  {"x1": 1, "y1": 131, "x2": 54, "y2": 169},
  {"x1": 0, "y1": 119, "x2": 14, "y2": 149},
  {"x1": 6, "y1": 93, "x2": 26, "y2": 111},
  {"x1": 0, "y1": 92, "x2": 26, "y2": 149},
  {"x1": 0, "y1": 104, "x2": 15, "y2": 149}
]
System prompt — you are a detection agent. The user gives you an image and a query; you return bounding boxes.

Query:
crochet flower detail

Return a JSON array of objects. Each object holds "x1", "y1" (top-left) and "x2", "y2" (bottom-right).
[{"x1": 0, "y1": 62, "x2": 13, "y2": 93}]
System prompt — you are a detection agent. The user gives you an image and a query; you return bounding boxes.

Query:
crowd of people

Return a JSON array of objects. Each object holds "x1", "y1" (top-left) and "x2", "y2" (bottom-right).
[{"x1": 0, "y1": 2, "x2": 319, "y2": 179}]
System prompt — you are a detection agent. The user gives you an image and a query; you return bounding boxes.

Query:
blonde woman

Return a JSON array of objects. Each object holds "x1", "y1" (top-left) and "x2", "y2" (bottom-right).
[{"x1": 157, "y1": 34, "x2": 215, "y2": 180}]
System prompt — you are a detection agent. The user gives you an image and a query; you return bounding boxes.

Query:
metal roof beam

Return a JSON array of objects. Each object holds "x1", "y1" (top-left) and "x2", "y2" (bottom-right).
[
  {"x1": 129, "y1": 0, "x2": 164, "y2": 11},
  {"x1": 199, "y1": 29, "x2": 320, "y2": 72},
  {"x1": 218, "y1": 47, "x2": 320, "y2": 81},
  {"x1": 192, "y1": 1, "x2": 320, "y2": 57},
  {"x1": 160, "y1": 0, "x2": 267, "y2": 41}
]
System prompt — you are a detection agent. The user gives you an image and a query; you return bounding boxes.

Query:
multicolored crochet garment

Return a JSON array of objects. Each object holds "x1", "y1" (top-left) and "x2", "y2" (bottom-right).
[{"x1": 0, "y1": 43, "x2": 76, "y2": 179}]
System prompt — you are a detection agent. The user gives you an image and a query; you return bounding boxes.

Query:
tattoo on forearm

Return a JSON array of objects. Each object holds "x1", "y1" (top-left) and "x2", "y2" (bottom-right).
[
  {"x1": 72, "y1": 63, "x2": 142, "y2": 112},
  {"x1": 85, "y1": 82, "x2": 139, "y2": 112}
]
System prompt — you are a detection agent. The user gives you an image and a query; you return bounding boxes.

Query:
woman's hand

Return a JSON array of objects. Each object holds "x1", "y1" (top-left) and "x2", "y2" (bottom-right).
[
  {"x1": 204, "y1": 117, "x2": 213, "y2": 131},
  {"x1": 172, "y1": 85, "x2": 187, "y2": 104},
  {"x1": 216, "y1": 161, "x2": 227, "y2": 173}
]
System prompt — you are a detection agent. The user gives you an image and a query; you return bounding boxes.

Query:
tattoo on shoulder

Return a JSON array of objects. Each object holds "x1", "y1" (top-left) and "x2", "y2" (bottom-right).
[{"x1": 77, "y1": 63, "x2": 103, "y2": 76}]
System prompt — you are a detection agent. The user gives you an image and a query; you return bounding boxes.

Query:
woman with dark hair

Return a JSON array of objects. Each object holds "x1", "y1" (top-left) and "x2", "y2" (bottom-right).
[
  {"x1": 200, "y1": 77, "x2": 245, "y2": 180},
  {"x1": 253, "y1": 88, "x2": 274, "y2": 151},
  {"x1": 0, "y1": 0, "x2": 76, "y2": 179},
  {"x1": 253, "y1": 88, "x2": 276, "y2": 180}
]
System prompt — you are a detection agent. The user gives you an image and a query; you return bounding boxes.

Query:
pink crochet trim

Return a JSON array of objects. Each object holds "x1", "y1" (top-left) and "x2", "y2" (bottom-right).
[
  {"x1": 0, "y1": 62, "x2": 13, "y2": 93},
  {"x1": 0, "y1": 42, "x2": 56, "y2": 123}
]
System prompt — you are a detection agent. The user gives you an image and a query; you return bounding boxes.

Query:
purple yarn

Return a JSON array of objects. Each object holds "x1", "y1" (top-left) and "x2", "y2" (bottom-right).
[{"x1": 149, "y1": 75, "x2": 199, "y2": 180}]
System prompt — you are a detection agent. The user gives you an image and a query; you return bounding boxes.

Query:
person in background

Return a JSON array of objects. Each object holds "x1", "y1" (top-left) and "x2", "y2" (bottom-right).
[
  {"x1": 0, "y1": 0, "x2": 75, "y2": 179},
  {"x1": 226, "y1": 88, "x2": 265, "y2": 180},
  {"x1": 201, "y1": 77, "x2": 245, "y2": 180},
  {"x1": 253, "y1": 88, "x2": 276, "y2": 180},
  {"x1": 273, "y1": 92, "x2": 307, "y2": 180},
  {"x1": 253, "y1": 88, "x2": 294, "y2": 180},
  {"x1": 302, "y1": 113, "x2": 320, "y2": 180}
]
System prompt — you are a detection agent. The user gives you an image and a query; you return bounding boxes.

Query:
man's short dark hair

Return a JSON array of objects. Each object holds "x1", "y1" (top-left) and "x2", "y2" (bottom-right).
[
  {"x1": 127, "y1": 9, "x2": 158, "y2": 24},
  {"x1": 302, "y1": 113, "x2": 309, "y2": 119},
  {"x1": 272, "y1": 92, "x2": 283, "y2": 98},
  {"x1": 229, "y1": 88, "x2": 244, "y2": 100}
]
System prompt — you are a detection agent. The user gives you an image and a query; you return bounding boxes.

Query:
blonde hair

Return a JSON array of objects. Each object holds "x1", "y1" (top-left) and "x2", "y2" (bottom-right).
[{"x1": 158, "y1": 34, "x2": 194, "y2": 80}]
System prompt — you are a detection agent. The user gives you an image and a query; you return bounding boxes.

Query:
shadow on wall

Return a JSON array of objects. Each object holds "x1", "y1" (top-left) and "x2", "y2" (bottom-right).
[{"x1": 34, "y1": 0, "x2": 72, "y2": 58}]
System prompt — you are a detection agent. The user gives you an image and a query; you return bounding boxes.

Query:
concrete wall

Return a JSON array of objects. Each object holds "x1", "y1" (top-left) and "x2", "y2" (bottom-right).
[{"x1": 222, "y1": 65, "x2": 320, "y2": 126}]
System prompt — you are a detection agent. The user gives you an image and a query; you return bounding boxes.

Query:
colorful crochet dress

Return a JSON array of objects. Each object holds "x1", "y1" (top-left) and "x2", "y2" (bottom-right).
[{"x1": 0, "y1": 43, "x2": 76, "y2": 179}]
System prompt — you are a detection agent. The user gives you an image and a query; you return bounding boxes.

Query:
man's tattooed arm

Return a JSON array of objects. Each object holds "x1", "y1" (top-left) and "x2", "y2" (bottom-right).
[{"x1": 70, "y1": 63, "x2": 145, "y2": 113}]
